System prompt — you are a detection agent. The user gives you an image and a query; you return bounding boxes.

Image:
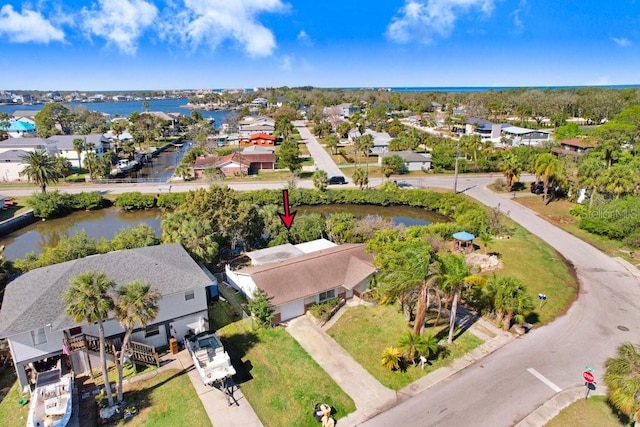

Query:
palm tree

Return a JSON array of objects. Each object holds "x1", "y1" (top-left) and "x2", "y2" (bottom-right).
[
  {"x1": 312, "y1": 169, "x2": 328, "y2": 191},
  {"x1": 490, "y1": 276, "x2": 534, "y2": 330},
  {"x1": 174, "y1": 164, "x2": 192, "y2": 181},
  {"x1": 439, "y1": 253, "x2": 471, "y2": 344},
  {"x1": 325, "y1": 134, "x2": 339, "y2": 155},
  {"x1": 500, "y1": 152, "x2": 521, "y2": 191},
  {"x1": 73, "y1": 138, "x2": 85, "y2": 172},
  {"x1": 534, "y1": 153, "x2": 563, "y2": 204},
  {"x1": 63, "y1": 271, "x2": 116, "y2": 407},
  {"x1": 602, "y1": 163, "x2": 637, "y2": 199},
  {"x1": 398, "y1": 332, "x2": 439, "y2": 364},
  {"x1": 114, "y1": 281, "x2": 160, "y2": 402},
  {"x1": 377, "y1": 239, "x2": 437, "y2": 335},
  {"x1": 19, "y1": 150, "x2": 60, "y2": 193},
  {"x1": 380, "y1": 346, "x2": 401, "y2": 371},
  {"x1": 577, "y1": 155, "x2": 606, "y2": 209},
  {"x1": 604, "y1": 343, "x2": 640, "y2": 426},
  {"x1": 352, "y1": 166, "x2": 368, "y2": 189},
  {"x1": 356, "y1": 134, "x2": 374, "y2": 186}
]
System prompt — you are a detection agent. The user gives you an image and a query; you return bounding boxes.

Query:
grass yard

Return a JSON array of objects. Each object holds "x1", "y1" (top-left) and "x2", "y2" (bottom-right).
[
  {"x1": 218, "y1": 321, "x2": 356, "y2": 427},
  {"x1": 514, "y1": 196, "x2": 640, "y2": 265},
  {"x1": 486, "y1": 222, "x2": 578, "y2": 326},
  {"x1": 112, "y1": 369, "x2": 211, "y2": 427},
  {"x1": 0, "y1": 368, "x2": 29, "y2": 427},
  {"x1": 545, "y1": 395, "x2": 627, "y2": 427},
  {"x1": 327, "y1": 304, "x2": 483, "y2": 391}
]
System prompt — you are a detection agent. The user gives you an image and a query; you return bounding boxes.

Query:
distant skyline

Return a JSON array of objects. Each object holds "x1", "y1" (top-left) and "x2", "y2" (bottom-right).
[{"x1": 1, "y1": 1, "x2": 639, "y2": 91}]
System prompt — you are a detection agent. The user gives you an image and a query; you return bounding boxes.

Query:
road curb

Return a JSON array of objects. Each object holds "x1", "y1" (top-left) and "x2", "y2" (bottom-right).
[{"x1": 514, "y1": 385, "x2": 608, "y2": 426}]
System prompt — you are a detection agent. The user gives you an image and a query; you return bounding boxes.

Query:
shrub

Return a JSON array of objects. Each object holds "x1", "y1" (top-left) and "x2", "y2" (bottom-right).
[
  {"x1": 380, "y1": 347, "x2": 401, "y2": 371},
  {"x1": 69, "y1": 192, "x2": 108, "y2": 210},
  {"x1": 156, "y1": 192, "x2": 187, "y2": 209},
  {"x1": 308, "y1": 298, "x2": 340, "y2": 322},
  {"x1": 248, "y1": 289, "x2": 275, "y2": 328},
  {"x1": 569, "y1": 204, "x2": 587, "y2": 218},
  {"x1": 114, "y1": 192, "x2": 156, "y2": 210},
  {"x1": 492, "y1": 178, "x2": 507, "y2": 192},
  {"x1": 26, "y1": 191, "x2": 73, "y2": 218}
]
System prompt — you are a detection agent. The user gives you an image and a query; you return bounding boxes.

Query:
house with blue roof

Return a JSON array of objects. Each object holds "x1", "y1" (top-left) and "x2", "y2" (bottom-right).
[{"x1": 2, "y1": 120, "x2": 37, "y2": 138}]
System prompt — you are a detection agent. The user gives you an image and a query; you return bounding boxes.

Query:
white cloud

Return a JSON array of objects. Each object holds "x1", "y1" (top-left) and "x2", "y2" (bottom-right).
[
  {"x1": 297, "y1": 30, "x2": 312, "y2": 46},
  {"x1": 612, "y1": 37, "x2": 631, "y2": 47},
  {"x1": 160, "y1": 0, "x2": 289, "y2": 58},
  {"x1": 512, "y1": 0, "x2": 527, "y2": 33},
  {"x1": 0, "y1": 4, "x2": 64, "y2": 43},
  {"x1": 280, "y1": 54, "x2": 293, "y2": 71},
  {"x1": 81, "y1": 0, "x2": 158, "y2": 55},
  {"x1": 386, "y1": 0, "x2": 495, "y2": 44}
]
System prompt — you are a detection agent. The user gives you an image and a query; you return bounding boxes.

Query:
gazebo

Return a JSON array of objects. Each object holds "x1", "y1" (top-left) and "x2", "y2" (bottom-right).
[{"x1": 452, "y1": 231, "x2": 475, "y2": 253}]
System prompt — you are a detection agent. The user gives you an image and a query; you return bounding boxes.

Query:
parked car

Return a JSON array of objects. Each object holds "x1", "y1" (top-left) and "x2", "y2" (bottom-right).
[
  {"x1": 530, "y1": 181, "x2": 545, "y2": 194},
  {"x1": 328, "y1": 176, "x2": 347, "y2": 185}
]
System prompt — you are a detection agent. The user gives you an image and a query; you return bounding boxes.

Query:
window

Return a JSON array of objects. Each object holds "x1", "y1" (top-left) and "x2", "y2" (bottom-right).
[
  {"x1": 31, "y1": 328, "x2": 47, "y2": 345},
  {"x1": 69, "y1": 326, "x2": 82, "y2": 336},
  {"x1": 319, "y1": 289, "x2": 335, "y2": 303},
  {"x1": 145, "y1": 325, "x2": 160, "y2": 338},
  {"x1": 185, "y1": 290, "x2": 195, "y2": 301}
]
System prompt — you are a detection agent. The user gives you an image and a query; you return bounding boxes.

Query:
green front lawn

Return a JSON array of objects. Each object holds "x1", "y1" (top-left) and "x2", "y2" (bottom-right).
[
  {"x1": 328, "y1": 304, "x2": 483, "y2": 390},
  {"x1": 218, "y1": 322, "x2": 355, "y2": 426},
  {"x1": 545, "y1": 395, "x2": 627, "y2": 427},
  {"x1": 113, "y1": 369, "x2": 211, "y2": 427},
  {"x1": 0, "y1": 372, "x2": 29, "y2": 427},
  {"x1": 487, "y1": 223, "x2": 578, "y2": 326}
]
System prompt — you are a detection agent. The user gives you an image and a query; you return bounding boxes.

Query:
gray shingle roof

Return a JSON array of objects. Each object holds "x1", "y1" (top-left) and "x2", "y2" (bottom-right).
[
  {"x1": 46, "y1": 134, "x2": 108, "y2": 150},
  {"x1": 0, "y1": 244, "x2": 212, "y2": 338},
  {"x1": 382, "y1": 150, "x2": 432, "y2": 162},
  {"x1": 0, "y1": 149, "x2": 29, "y2": 162},
  {"x1": 240, "y1": 244, "x2": 375, "y2": 306}
]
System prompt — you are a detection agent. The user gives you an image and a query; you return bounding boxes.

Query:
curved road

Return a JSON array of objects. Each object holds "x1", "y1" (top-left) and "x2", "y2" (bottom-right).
[
  {"x1": 362, "y1": 181, "x2": 640, "y2": 426},
  {"x1": 2, "y1": 136, "x2": 639, "y2": 425}
]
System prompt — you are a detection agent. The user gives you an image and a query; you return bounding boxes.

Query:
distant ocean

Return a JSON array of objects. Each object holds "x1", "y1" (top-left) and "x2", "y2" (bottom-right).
[
  {"x1": 380, "y1": 84, "x2": 640, "y2": 93},
  {"x1": 0, "y1": 98, "x2": 230, "y2": 124}
]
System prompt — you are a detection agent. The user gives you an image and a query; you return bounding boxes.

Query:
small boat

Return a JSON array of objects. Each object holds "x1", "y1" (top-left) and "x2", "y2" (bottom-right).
[
  {"x1": 185, "y1": 331, "x2": 236, "y2": 386},
  {"x1": 26, "y1": 368, "x2": 73, "y2": 427},
  {"x1": 110, "y1": 159, "x2": 140, "y2": 175}
]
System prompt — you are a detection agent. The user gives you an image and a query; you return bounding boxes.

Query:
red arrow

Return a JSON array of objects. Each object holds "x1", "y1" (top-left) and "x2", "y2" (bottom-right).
[{"x1": 278, "y1": 189, "x2": 297, "y2": 230}]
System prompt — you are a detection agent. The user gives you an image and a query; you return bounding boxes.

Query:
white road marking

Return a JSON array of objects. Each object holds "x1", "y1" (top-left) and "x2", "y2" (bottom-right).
[{"x1": 527, "y1": 368, "x2": 562, "y2": 392}]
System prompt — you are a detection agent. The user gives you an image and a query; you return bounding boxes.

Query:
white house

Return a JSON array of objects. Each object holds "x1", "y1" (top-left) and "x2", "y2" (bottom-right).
[
  {"x1": 45, "y1": 134, "x2": 108, "y2": 169},
  {"x1": 501, "y1": 126, "x2": 551, "y2": 146},
  {"x1": 225, "y1": 242, "x2": 376, "y2": 323},
  {"x1": 0, "y1": 244, "x2": 217, "y2": 391}
]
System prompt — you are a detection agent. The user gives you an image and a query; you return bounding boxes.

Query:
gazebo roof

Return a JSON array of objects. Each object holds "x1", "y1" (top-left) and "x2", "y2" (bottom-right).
[{"x1": 452, "y1": 231, "x2": 475, "y2": 241}]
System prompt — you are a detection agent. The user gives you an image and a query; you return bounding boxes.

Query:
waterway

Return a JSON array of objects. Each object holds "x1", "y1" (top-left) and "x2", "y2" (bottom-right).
[
  {"x1": 0, "y1": 204, "x2": 443, "y2": 260},
  {"x1": 0, "y1": 98, "x2": 231, "y2": 124}
]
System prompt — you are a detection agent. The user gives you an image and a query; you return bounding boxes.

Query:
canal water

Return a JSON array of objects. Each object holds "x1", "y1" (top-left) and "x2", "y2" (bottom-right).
[
  {"x1": 0, "y1": 204, "x2": 443, "y2": 260},
  {"x1": 129, "y1": 142, "x2": 192, "y2": 182}
]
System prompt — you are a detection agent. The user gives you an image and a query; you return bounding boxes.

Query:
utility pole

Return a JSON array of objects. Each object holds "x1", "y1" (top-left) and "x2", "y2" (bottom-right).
[{"x1": 453, "y1": 140, "x2": 460, "y2": 194}]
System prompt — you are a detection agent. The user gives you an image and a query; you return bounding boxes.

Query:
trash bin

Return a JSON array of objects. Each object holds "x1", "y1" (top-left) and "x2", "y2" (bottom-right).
[{"x1": 169, "y1": 338, "x2": 178, "y2": 354}]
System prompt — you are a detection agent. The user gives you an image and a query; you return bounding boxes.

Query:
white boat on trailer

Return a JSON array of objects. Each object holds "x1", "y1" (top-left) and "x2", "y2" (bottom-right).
[
  {"x1": 26, "y1": 368, "x2": 73, "y2": 427},
  {"x1": 185, "y1": 331, "x2": 236, "y2": 386}
]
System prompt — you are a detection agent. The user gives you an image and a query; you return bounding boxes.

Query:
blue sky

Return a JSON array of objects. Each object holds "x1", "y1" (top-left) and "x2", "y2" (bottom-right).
[{"x1": 0, "y1": 0, "x2": 639, "y2": 91}]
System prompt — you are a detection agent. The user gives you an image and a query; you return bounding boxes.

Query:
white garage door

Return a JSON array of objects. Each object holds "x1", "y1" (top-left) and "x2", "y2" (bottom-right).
[{"x1": 279, "y1": 300, "x2": 305, "y2": 321}]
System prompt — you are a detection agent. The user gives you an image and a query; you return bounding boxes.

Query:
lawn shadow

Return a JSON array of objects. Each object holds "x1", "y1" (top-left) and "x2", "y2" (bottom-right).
[{"x1": 219, "y1": 331, "x2": 260, "y2": 385}]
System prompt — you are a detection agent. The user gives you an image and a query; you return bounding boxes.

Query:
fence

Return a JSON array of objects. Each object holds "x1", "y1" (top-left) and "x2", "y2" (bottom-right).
[{"x1": 216, "y1": 279, "x2": 254, "y2": 329}]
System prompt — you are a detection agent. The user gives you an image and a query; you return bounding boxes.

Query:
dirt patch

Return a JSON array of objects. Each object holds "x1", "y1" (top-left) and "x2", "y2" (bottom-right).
[
  {"x1": 76, "y1": 375, "x2": 99, "y2": 427},
  {"x1": 465, "y1": 253, "x2": 503, "y2": 272}
]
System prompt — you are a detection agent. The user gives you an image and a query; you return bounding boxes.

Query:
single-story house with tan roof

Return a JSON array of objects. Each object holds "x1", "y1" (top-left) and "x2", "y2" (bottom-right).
[
  {"x1": 225, "y1": 243, "x2": 376, "y2": 323},
  {"x1": 552, "y1": 138, "x2": 595, "y2": 156}
]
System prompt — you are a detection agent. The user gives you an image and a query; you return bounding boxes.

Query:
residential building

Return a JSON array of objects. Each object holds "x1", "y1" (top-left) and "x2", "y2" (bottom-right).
[
  {"x1": 243, "y1": 132, "x2": 276, "y2": 147},
  {"x1": 379, "y1": 150, "x2": 432, "y2": 171},
  {"x1": 1, "y1": 120, "x2": 37, "y2": 138},
  {"x1": 192, "y1": 151, "x2": 275, "y2": 178},
  {"x1": 46, "y1": 134, "x2": 108, "y2": 169},
  {"x1": 552, "y1": 138, "x2": 595, "y2": 157},
  {"x1": 225, "y1": 242, "x2": 376, "y2": 323},
  {"x1": 0, "y1": 244, "x2": 217, "y2": 391},
  {"x1": 501, "y1": 126, "x2": 551, "y2": 146}
]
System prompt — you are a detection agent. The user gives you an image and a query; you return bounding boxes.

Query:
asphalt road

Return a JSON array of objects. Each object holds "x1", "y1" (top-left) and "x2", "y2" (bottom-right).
[
  {"x1": 362, "y1": 181, "x2": 640, "y2": 427},
  {"x1": 294, "y1": 120, "x2": 345, "y2": 179},
  {"x1": 3, "y1": 138, "x2": 638, "y2": 426}
]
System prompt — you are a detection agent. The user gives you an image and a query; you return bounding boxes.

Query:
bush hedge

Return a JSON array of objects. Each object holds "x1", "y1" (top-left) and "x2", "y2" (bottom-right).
[
  {"x1": 113, "y1": 192, "x2": 157, "y2": 211},
  {"x1": 26, "y1": 191, "x2": 109, "y2": 218}
]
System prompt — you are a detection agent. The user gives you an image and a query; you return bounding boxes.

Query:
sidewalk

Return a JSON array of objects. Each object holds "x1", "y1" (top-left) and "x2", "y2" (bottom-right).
[
  {"x1": 129, "y1": 349, "x2": 263, "y2": 427},
  {"x1": 287, "y1": 305, "x2": 516, "y2": 427},
  {"x1": 285, "y1": 315, "x2": 398, "y2": 426}
]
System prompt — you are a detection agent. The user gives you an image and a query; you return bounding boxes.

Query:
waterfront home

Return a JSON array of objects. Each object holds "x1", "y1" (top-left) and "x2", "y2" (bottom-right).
[
  {"x1": 1, "y1": 120, "x2": 37, "y2": 138},
  {"x1": 192, "y1": 151, "x2": 275, "y2": 177},
  {"x1": 0, "y1": 244, "x2": 217, "y2": 391},
  {"x1": 45, "y1": 134, "x2": 108, "y2": 169},
  {"x1": 225, "y1": 242, "x2": 376, "y2": 323}
]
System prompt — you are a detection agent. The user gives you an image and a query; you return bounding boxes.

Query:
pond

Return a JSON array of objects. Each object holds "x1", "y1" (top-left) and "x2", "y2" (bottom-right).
[{"x1": 0, "y1": 204, "x2": 446, "y2": 260}]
